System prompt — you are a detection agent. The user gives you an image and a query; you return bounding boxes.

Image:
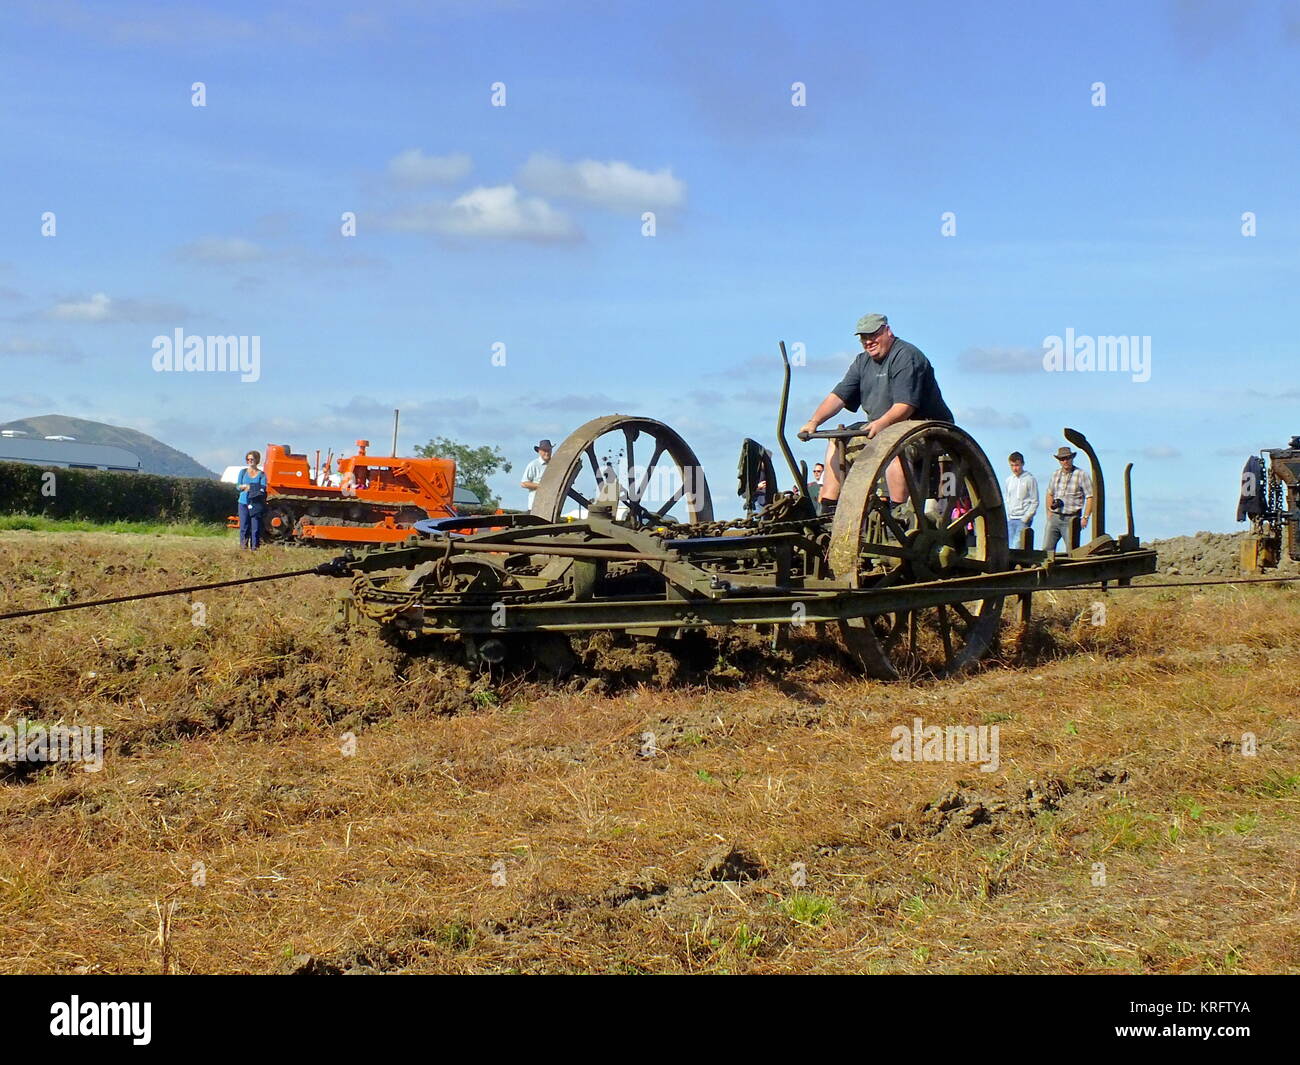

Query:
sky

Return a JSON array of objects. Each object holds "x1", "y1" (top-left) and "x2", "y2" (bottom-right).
[{"x1": 2, "y1": 0, "x2": 1298, "y2": 537}]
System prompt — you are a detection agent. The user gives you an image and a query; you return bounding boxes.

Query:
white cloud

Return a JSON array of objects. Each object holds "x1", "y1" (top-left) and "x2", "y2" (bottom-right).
[
  {"x1": 518, "y1": 154, "x2": 686, "y2": 213},
  {"x1": 48, "y1": 292, "x2": 113, "y2": 321},
  {"x1": 177, "y1": 236, "x2": 265, "y2": 263},
  {"x1": 0, "y1": 336, "x2": 82, "y2": 362},
  {"x1": 382, "y1": 185, "x2": 580, "y2": 244},
  {"x1": 1142, "y1": 445, "x2": 1182, "y2": 460},
  {"x1": 958, "y1": 346, "x2": 1043, "y2": 374},
  {"x1": 42, "y1": 292, "x2": 190, "y2": 323},
  {"x1": 387, "y1": 149, "x2": 473, "y2": 185},
  {"x1": 956, "y1": 406, "x2": 1030, "y2": 430}
]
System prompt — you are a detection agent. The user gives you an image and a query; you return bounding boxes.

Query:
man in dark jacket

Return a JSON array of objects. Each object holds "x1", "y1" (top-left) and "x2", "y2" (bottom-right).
[{"x1": 798, "y1": 313, "x2": 952, "y2": 515}]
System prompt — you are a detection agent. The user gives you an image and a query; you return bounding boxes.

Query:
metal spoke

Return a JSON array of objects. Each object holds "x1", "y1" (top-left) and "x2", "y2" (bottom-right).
[
  {"x1": 655, "y1": 483, "x2": 686, "y2": 518},
  {"x1": 940, "y1": 459, "x2": 968, "y2": 523},
  {"x1": 620, "y1": 496, "x2": 657, "y2": 524},
  {"x1": 875, "y1": 568, "x2": 907, "y2": 589},
  {"x1": 918, "y1": 444, "x2": 934, "y2": 506},
  {"x1": 940, "y1": 493, "x2": 957, "y2": 525},
  {"x1": 937, "y1": 604, "x2": 954, "y2": 664},
  {"x1": 858, "y1": 541, "x2": 916, "y2": 562},
  {"x1": 634, "y1": 442, "x2": 667, "y2": 502},
  {"x1": 883, "y1": 612, "x2": 909, "y2": 652},
  {"x1": 950, "y1": 600, "x2": 978, "y2": 629},
  {"x1": 623, "y1": 427, "x2": 637, "y2": 500},
  {"x1": 948, "y1": 503, "x2": 986, "y2": 534},
  {"x1": 879, "y1": 502, "x2": 912, "y2": 544},
  {"x1": 900, "y1": 455, "x2": 925, "y2": 514}
]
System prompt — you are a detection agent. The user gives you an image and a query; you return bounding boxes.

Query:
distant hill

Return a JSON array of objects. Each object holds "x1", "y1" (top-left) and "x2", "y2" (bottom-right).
[{"x1": 0, "y1": 415, "x2": 216, "y2": 479}]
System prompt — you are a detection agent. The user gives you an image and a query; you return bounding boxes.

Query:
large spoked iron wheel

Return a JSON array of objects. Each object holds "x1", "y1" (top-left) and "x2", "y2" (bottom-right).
[
  {"x1": 531, "y1": 415, "x2": 714, "y2": 527},
  {"x1": 828, "y1": 420, "x2": 1009, "y2": 680}
]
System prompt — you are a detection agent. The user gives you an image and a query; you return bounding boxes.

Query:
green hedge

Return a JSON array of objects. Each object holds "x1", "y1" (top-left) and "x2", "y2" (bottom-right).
[{"x1": 0, "y1": 461, "x2": 236, "y2": 524}]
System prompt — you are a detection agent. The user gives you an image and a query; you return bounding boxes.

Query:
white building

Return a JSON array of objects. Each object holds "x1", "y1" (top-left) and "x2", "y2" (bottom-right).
[{"x1": 0, "y1": 436, "x2": 142, "y2": 472}]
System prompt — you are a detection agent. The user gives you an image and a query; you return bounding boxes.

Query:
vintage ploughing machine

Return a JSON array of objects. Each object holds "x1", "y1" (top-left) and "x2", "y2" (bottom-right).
[
  {"x1": 1238, "y1": 437, "x2": 1300, "y2": 574},
  {"x1": 324, "y1": 346, "x2": 1158, "y2": 680}
]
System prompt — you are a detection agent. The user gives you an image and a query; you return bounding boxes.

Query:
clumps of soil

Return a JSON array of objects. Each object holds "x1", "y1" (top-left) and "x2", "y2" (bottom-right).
[
  {"x1": 699, "y1": 843, "x2": 768, "y2": 883},
  {"x1": 567, "y1": 626, "x2": 847, "y2": 696},
  {"x1": 577, "y1": 631, "x2": 689, "y2": 689},
  {"x1": 635, "y1": 700, "x2": 826, "y2": 756},
  {"x1": 280, "y1": 953, "x2": 346, "y2": 976},
  {"x1": 279, "y1": 944, "x2": 410, "y2": 976},
  {"x1": 122, "y1": 630, "x2": 489, "y2": 752},
  {"x1": 603, "y1": 845, "x2": 769, "y2": 913},
  {"x1": 602, "y1": 869, "x2": 672, "y2": 909},
  {"x1": 887, "y1": 765, "x2": 1129, "y2": 840},
  {"x1": 283, "y1": 847, "x2": 772, "y2": 972},
  {"x1": 1145, "y1": 531, "x2": 1300, "y2": 579}
]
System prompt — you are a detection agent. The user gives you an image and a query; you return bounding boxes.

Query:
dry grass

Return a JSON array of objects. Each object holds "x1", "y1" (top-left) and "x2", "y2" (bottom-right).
[{"x1": 0, "y1": 530, "x2": 1297, "y2": 974}]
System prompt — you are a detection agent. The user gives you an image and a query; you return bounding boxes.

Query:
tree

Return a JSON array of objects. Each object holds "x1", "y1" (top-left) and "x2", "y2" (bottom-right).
[{"x1": 415, "y1": 436, "x2": 512, "y2": 509}]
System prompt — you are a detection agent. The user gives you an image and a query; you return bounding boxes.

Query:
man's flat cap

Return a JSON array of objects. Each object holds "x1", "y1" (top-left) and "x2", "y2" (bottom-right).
[{"x1": 855, "y1": 313, "x2": 888, "y2": 335}]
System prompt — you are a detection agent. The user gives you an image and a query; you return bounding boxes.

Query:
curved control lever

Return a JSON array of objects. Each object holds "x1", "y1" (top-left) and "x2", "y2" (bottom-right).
[
  {"x1": 799, "y1": 427, "x2": 869, "y2": 441},
  {"x1": 1063, "y1": 427, "x2": 1104, "y2": 538}
]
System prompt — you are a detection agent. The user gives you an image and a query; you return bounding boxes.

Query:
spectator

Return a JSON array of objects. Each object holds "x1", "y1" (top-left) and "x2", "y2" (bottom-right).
[
  {"x1": 521, "y1": 438, "x2": 553, "y2": 511},
  {"x1": 236, "y1": 449, "x2": 268, "y2": 550},
  {"x1": 809, "y1": 462, "x2": 825, "y2": 504},
  {"x1": 1044, "y1": 445, "x2": 1093, "y2": 552},
  {"x1": 1004, "y1": 451, "x2": 1039, "y2": 547}
]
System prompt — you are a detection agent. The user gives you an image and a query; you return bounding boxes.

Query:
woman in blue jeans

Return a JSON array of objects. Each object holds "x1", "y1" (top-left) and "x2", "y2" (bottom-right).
[{"x1": 236, "y1": 450, "x2": 268, "y2": 550}]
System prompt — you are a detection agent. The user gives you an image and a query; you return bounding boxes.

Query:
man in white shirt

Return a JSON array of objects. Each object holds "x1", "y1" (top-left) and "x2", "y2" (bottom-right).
[
  {"x1": 521, "y1": 438, "x2": 552, "y2": 511},
  {"x1": 1004, "y1": 451, "x2": 1038, "y2": 548}
]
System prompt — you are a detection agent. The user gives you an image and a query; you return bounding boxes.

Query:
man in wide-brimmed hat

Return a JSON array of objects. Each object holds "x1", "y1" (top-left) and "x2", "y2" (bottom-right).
[
  {"x1": 1044, "y1": 445, "x2": 1093, "y2": 552},
  {"x1": 521, "y1": 438, "x2": 553, "y2": 511}
]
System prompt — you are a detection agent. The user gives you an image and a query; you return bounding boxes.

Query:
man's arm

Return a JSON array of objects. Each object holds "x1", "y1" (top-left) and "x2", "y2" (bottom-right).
[
  {"x1": 1024, "y1": 474, "x2": 1039, "y2": 522},
  {"x1": 867, "y1": 401, "x2": 916, "y2": 437},
  {"x1": 520, "y1": 460, "x2": 542, "y2": 491},
  {"x1": 1080, "y1": 472, "x2": 1094, "y2": 526},
  {"x1": 798, "y1": 393, "x2": 846, "y2": 439}
]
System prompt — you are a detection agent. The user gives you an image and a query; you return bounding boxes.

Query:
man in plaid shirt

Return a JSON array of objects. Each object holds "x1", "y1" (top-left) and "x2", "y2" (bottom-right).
[{"x1": 1044, "y1": 445, "x2": 1093, "y2": 552}]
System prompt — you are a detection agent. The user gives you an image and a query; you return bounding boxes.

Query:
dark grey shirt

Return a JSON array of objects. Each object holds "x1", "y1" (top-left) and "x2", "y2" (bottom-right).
[{"x1": 832, "y1": 338, "x2": 953, "y2": 423}]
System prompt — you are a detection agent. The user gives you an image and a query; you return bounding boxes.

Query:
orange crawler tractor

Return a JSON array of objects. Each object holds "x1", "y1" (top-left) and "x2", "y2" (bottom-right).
[{"x1": 234, "y1": 440, "x2": 458, "y2": 545}]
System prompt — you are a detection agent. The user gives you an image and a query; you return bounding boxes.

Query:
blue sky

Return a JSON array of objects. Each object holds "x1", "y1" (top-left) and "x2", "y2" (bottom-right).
[{"x1": 2, "y1": 0, "x2": 1298, "y2": 537}]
